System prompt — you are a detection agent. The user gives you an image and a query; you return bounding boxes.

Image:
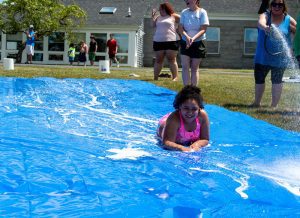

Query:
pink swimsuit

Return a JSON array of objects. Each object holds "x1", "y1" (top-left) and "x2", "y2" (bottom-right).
[
  {"x1": 176, "y1": 112, "x2": 201, "y2": 144},
  {"x1": 158, "y1": 112, "x2": 201, "y2": 145}
]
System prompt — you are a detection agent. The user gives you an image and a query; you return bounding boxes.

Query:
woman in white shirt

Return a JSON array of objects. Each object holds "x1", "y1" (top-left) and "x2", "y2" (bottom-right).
[
  {"x1": 178, "y1": 0, "x2": 209, "y2": 86},
  {"x1": 152, "y1": 2, "x2": 180, "y2": 81}
]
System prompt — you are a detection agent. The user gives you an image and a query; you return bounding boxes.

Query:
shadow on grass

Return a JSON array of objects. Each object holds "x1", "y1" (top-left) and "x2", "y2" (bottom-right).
[
  {"x1": 223, "y1": 103, "x2": 269, "y2": 109},
  {"x1": 256, "y1": 110, "x2": 300, "y2": 116},
  {"x1": 224, "y1": 103, "x2": 300, "y2": 116}
]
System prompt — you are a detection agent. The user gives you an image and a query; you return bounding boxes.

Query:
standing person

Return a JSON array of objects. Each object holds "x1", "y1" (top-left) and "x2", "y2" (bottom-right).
[
  {"x1": 89, "y1": 35, "x2": 98, "y2": 66},
  {"x1": 157, "y1": 85, "x2": 209, "y2": 152},
  {"x1": 152, "y1": 2, "x2": 180, "y2": 81},
  {"x1": 68, "y1": 43, "x2": 76, "y2": 65},
  {"x1": 78, "y1": 41, "x2": 88, "y2": 66},
  {"x1": 24, "y1": 25, "x2": 36, "y2": 64},
  {"x1": 178, "y1": 0, "x2": 209, "y2": 86},
  {"x1": 294, "y1": 12, "x2": 300, "y2": 68},
  {"x1": 252, "y1": 0, "x2": 296, "y2": 108},
  {"x1": 106, "y1": 34, "x2": 119, "y2": 67}
]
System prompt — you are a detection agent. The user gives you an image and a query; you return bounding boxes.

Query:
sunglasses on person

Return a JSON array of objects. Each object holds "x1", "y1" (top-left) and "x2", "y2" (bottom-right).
[{"x1": 271, "y1": 2, "x2": 284, "y2": 8}]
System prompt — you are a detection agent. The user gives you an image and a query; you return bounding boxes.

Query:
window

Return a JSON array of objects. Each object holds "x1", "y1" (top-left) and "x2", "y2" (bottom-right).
[
  {"x1": 32, "y1": 53, "x2": 43, "y2": 61},
  {"x1": 244, "y1": 28, "x2": 258, "y2": 55},
  {"x1": 34, "y1": 36, "x2": 43, "y2": 51},
  {"x1": 7, "y1": 42, "x2": 17, "y2": 50},
  {"x1": 91, "y1": 33, "x2": 107, "y2": 52},
  {"x1": 111, "y1": 33, "x2": 129, "y2": 64},
  {"x1": 6, "y1": 32, "x2": 22, "y2": 50},
  {"x1": 99, "y1": 7, "x2": 117, "y2": 14},
  {"x1": 206, "y1": 27, "x2": 220, "y2": 54},
  {"x1": 72, "y1": 32, "x2": 86, "y2": 51},
  {"x1": 33, "y1": 35, "x2": 44, "y2": 62},
  {"x1": 6, "y1": 32, "x2": 23, "y2": 59},
  {"x1": 95, "y1": 56, "x2": 106, "y2": 62},
  {"x1": 48, "y1": 32, "x2": 65, "y2": 62},
  {"x1": 116, "y1": 55, "x2": 128, "y2": 64},
  {"x1": 0, "y1": 33, "x2": 2, "y2": 50},
  {"x1": 48, "y1": 32, "x2": 65, "y2": 51},
  {"x1": 113, "y1": 33, "x2": 128, "y2": 53},
  {"x1": 49, "y1": 54, "x2": 64, "y2": 61}
]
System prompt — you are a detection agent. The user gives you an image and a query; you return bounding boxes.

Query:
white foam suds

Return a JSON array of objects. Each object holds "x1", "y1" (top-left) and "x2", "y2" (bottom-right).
[
  {"x1": 35, "y1": 94, "x2": 43, "y2": 104},
  {"x1": 106, "y1": 147, "x2": 152, "y2": 160},
  {"x1": 87, "y1": 94, "x2": 101, "y2": 107},
  {"x1": 79, "y1": 105, "x2": 157, "y2": 124},
  {"x1": 252, "y1": 159, "x2": 300, "y2": 196},
  {"x1": 216, "y1": 163, "x2": 249, "y2": 199},
  {"x1": 47, "y1": 191, "x2": 72, "y2": 197},
  {"x1": 156, "y1": 192, "x2": 169, "y2": 200},
  {"x1": 189, "y1": 167, "x2": 219, "y2": 173}
]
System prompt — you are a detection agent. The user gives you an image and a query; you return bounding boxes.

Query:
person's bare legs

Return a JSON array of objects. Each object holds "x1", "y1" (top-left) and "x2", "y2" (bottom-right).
[
  {"x1": 252, "y1": 83, "x2": 265, "y2": 107},
  {"x1": 166, "y1": 50, "x2": 178, "y2": 81},
  {"x1": 181, "y1": 55, "x2": 191, "y2": 85},
  {"x1": 190, "y1": 58, "x2": 202, "y2": 86},
  {"x1": 154, "y1": 50, "x2": 165, "y2": 80},
  {"x1": 27, "y1": 54, "x2": 33, "y2": 64},
  {"x1": 271, "y1": 83, "x2": 283, "y2": 107},
  {"x1": 113, "y1": 57, "x2": 119, "y2": 67}
]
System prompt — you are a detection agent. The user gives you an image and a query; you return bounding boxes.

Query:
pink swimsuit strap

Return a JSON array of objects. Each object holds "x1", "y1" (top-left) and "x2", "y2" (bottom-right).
[{"x1": 176, "y1": 112, "x2": 201, "y2": 144}]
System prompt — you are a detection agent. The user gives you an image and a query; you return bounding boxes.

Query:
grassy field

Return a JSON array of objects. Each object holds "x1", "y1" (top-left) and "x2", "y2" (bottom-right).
[{"x1": 0, "y1": 65, "x2": 299, "y2": 132}]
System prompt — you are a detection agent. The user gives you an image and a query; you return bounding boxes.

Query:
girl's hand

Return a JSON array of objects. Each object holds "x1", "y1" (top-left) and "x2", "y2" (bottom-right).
[
  {"x1": 186, "y1": 36, "x2": 194, "y2": 49},
  {"x1": 181, "y1": 146, "x2": 194, "y2": 152},
  {"x1": 264, "y1": 25, "x2": 271, "y2": 34},
  {"x1": 152, "y1": 8, "x2": 158, "y2": 18},
  {"x1": 190, "y1": 143, "x2": 201, "y2": 151}
]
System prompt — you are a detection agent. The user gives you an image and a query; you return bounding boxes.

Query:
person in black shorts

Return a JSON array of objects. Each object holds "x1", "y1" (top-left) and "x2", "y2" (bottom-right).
[
  {"x1": 89, "y1": 35, "x2": 98, "y2": 66},
  {"x1": 178, "y1": 0, "x2": 209, "y2": 86},
  {"x1": 152, "y1": 2, "x2": 180, "y2": 81}
]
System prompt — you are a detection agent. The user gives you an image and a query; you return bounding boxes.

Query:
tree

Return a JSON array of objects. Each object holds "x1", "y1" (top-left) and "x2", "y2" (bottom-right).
[{"x1": 0, "y1": 0, "x2": 87, "y2": 62}]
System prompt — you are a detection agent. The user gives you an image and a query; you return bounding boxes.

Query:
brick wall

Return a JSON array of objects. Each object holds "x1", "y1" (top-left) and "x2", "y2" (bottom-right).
[{"x1": 143, "y1": 18, "x2": 258, "y2": 69}]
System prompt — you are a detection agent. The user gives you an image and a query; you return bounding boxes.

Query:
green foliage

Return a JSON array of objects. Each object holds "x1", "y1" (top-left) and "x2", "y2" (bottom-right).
[{"x1": 0, "y1": 0, "x2": 86, "y2": 39}]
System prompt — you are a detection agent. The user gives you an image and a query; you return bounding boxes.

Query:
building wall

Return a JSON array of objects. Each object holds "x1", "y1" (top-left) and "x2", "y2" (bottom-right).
[
  {"x1": 143, "y1": 18, "x2": 258, "y2": 69},
  {"x1": 143, "y1": 18, "x2": 155, "y2": 67},
  {"x1": 202, "y1": 19, "x2": 257, "y2": 69},
  {"x1": 0, "y1": 29, "x2": 141, "y2": 67}
]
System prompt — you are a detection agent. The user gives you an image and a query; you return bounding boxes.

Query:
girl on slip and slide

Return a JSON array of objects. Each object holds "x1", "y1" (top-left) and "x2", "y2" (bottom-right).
[{"x1": 157, "y1": 85, "x2": 210, "y2": 152}]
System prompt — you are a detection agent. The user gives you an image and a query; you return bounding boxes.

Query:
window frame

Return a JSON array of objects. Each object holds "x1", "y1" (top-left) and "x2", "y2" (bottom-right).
[
  {"x1": 48, "y1": 32, "x2": 65, "y2": 62},
  {"x1": 206, "y1": 27, "x2": 220, "y2": 55},
  {"x1": 244, "y1": 27, "x2": 258, "y2": 55}
]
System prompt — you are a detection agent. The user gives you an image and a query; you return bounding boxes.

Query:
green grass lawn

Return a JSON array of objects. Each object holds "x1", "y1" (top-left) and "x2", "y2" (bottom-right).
[{"x1": 1, "y1": 65, "x2": 299, "y2": 132}]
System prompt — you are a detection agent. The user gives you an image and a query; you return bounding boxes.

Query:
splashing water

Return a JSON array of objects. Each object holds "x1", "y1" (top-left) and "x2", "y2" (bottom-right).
[{"x1": 270, "y1": 24, "x2": 300, "y2": 79}]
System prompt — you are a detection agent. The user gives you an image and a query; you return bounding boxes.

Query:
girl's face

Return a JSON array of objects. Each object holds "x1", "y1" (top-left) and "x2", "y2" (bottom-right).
[
  {"x1": 179, "y1": 99, "x2": 200, "y2": 123},
  {"x1": 184, "y1": 0, "x2": 197, "y2": 8}
]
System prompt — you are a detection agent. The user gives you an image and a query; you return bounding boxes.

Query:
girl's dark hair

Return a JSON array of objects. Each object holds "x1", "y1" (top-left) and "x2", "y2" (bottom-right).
[
  {"x1": 69, "y1": 43, "x2": 74, "y2": 47},
  {"x1": 258, "y1": 0, "x2": 270, "y2": 14},
  {"x1": 160, "y1": 2, "x2": 175, "y2": 16},
  {"x1": 173, "y1": 85, "x2": 204, "y2": 109}
]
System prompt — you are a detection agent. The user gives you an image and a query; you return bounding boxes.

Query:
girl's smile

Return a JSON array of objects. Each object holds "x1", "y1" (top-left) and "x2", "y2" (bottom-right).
[{"x1": 179, "y1": 99, "x2": 200, "y2": 122}]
